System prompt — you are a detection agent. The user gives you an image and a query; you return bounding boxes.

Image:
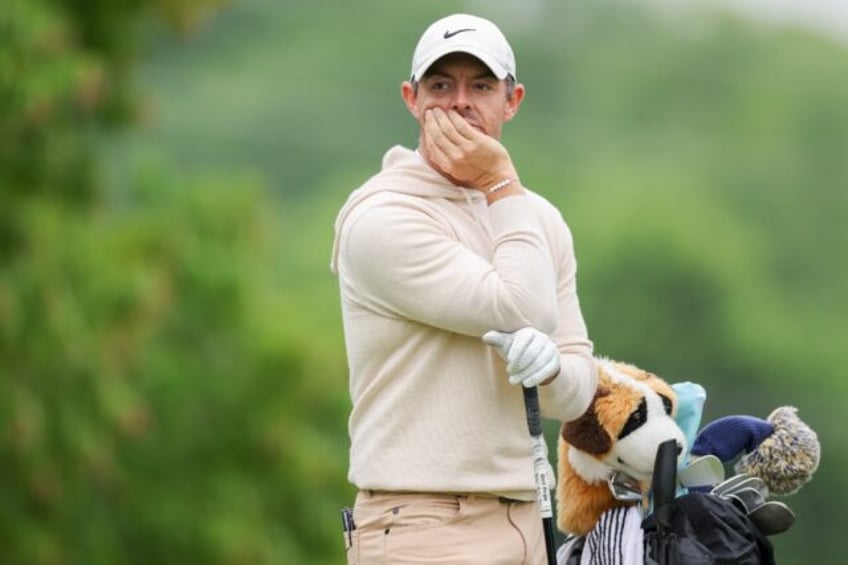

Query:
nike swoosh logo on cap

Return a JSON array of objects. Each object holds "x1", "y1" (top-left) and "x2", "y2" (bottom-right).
[{"x1": 443, "y1": 28, "x2": 475, "y2": 39}]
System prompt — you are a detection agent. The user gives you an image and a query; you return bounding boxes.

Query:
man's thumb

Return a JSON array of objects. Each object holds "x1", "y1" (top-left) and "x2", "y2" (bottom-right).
[{"x1": 482, "y1": 330, "x2": 511, "y2": 351}]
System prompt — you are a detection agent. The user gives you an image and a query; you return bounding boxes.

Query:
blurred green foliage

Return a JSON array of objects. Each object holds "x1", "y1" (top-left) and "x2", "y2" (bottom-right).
[
  {"x1": 2, "y1": 0, "x2": 846, "y2": 563},
  {"x1": 2, "y1": 1, "x2": 347, "y2": 563}
]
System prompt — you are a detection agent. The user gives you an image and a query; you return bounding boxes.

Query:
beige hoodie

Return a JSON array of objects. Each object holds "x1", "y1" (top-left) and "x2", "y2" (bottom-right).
[{"x1": 331, "y1": 145, "x2": 596, "y2": 498}]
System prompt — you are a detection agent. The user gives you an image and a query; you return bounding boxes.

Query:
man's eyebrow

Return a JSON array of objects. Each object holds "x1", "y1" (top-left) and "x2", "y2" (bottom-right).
[{"x1": 423, "y1": 70, "x2": 450, "y2": 80}]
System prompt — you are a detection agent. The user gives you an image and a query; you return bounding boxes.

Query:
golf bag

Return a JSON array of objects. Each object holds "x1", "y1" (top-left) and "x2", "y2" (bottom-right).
[
  {"x1": 557, "y1": 440, "x2": 777, "y2": 565},
  {"x1": 642, "y1": 492, "x2": 775, "y2": 564}
]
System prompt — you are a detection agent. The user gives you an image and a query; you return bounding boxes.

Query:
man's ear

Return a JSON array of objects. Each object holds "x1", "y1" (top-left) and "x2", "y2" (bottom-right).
[
  {"x1": 503, "y1": 82, "x2": 525, "y2": 122},
  {"x1": 401, "y1": 81, "x2": 420, "y2": 119}
]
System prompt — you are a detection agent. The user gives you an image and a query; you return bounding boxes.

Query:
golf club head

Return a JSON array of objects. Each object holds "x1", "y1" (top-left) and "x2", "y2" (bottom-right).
[
  {"x1": 711, "y1": 473, "x2": 752, "y2": 497},
  {"x1": 748, "y1": 500, "x2": 796, "y2": 536},
  {"x1": 724, "y1": 476, "x2": 770, "y2": 500},
  {"x1": 608, "y1": 471, "x2": 643, "y2": 502},
  {"x1": 678, "y1": 455, "x2": 725, "y2": 489},
  {"x1": 724, "y1": 487, "x2": 766, "y2": 514}
]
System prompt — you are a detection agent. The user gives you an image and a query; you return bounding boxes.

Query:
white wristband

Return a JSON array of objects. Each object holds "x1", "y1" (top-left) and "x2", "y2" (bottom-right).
[{"x1": 487, "y1": 177, "x2": 518, "y2": 195}]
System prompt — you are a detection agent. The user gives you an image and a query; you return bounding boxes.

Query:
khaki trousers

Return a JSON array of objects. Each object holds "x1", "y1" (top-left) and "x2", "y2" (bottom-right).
[{"x1": 345, "y1": 490, "x2": 547, "y2": 565}]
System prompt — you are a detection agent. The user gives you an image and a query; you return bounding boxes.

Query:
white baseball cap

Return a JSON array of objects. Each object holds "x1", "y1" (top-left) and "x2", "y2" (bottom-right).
[{"x1": 410, "y1": 14, "x2": 516, "y2": 81}]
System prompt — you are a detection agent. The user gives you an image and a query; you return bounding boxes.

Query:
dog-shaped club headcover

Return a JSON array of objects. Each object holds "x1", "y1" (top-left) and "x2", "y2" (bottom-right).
[{"x1": 556, "y1": 359, "x2": 687, "y2": 536}]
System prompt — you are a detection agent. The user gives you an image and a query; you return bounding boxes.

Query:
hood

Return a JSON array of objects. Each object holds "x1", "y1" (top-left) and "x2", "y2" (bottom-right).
[{"x1": 330, "y1": 145, "x2": 478, "y2": 274}]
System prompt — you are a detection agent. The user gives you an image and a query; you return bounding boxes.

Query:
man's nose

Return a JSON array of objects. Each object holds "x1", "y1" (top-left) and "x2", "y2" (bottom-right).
[{"x1": 450, "y1": 86, "x2": 472, "y2": 112}]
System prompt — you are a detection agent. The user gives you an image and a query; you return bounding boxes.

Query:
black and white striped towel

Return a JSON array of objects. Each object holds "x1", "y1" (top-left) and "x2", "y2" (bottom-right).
[{"x1": 557, "y1": 505, "x2": 644, "y2": 565}]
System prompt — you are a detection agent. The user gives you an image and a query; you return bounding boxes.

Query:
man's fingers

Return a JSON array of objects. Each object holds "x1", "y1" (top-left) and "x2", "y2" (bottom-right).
[
  {"x1": 425, "y1": 108, "x2": 456, "y2": 145},
  {"x1": 486, "y1": 327, "x2": 561, "y2": 387},
  {"x1": 422, "y1": 108, "x2": 515, "y2": 190},
  {"x1": 506, "y1": 332, "x2": 560, "y2": 386},
  {"x1": 428, "y1": 109, "x2": 481, "y2": 164},
  {"x1": 443, "y1": 109, "x2": 478, "y2": 141},
  {"x1": 422, "y1": 112, "x2": 457, "y2": 172},
  {"x1": 509, "y1": 353, "x2": 544, "y2": 383},
  {"x1": 510, "y1": 356, "x2": 560, "y2": 388},
  {"x1": 424, "y1": 110, "x2": 465, "y2": 165},
  {"x1": 525, "y1": 357, "x2": 560, "y2": 388},
  {"x1": 430, "y1": 108, "x2": 473, "y2": 144},
  {"x1": 506, "y1": 332, "x2": 542, "y2": 374}
]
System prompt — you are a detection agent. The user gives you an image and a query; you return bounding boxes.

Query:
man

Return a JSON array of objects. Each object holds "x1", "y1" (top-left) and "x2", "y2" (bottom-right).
[{"x1": 330, "y1": 13, "x2": 597, "y2": 564}]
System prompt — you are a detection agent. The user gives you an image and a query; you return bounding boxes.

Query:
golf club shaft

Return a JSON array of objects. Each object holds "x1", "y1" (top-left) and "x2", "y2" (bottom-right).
[{"x1": 522, "y1": 386, "x2": 556, "y2": 565}]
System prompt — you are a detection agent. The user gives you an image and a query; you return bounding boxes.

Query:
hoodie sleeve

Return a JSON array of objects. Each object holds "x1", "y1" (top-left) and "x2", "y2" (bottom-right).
[
  {"x1": 532, "y1": 197, "x2": 597, "y2": 422},
  {"x1": 339, "y1": 193, "x2": 558, "y2": 337}
]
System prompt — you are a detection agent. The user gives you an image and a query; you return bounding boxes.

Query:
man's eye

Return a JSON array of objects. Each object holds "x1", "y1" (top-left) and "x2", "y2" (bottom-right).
[
  {"x1": 430, "y1": 81, "x2": 450, "y2": 91},
  {"x1": 474, "y1": 82, "x2": 494, "y2": 92}
]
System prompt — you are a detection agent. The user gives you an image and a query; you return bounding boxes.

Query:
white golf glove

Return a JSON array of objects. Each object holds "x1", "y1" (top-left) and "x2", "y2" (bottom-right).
[{"x1": 482, "y1": 327, "x2": 561, "y2": 388}]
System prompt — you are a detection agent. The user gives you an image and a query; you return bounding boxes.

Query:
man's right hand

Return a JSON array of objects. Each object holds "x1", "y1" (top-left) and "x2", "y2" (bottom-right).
[{"x1": 421, "y1": 108, "x2": 517, "y2": 192}]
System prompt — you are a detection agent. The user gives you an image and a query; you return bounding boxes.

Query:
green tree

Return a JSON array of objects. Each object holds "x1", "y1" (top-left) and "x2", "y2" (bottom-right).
[{"x1": 2, "y1": 1, "x2": 349, "y2": 563}]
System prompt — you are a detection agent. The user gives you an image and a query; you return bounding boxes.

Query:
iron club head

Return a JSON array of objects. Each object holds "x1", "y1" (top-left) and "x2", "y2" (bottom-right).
[
  {"x1": 679, "y1": 455, "x2": 725, "y2": 489},
  {"x1": 711, "y1": 473, "x2": 753, "y2": 497},
  {"x1": 608, "y1": 471, "x2": 643, "y2": 502},
  {"x1": 748, "y1": 500, "x2": 796, "y2": 536}
]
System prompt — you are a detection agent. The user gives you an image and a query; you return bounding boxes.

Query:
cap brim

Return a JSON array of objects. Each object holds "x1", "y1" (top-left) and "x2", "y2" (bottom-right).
[{"x1": 411, "y1": 45, "x2": 510, "y2": 81}]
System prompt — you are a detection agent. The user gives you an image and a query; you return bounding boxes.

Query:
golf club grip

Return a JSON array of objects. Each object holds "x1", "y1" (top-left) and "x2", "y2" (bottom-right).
[
  {"x1": 652, "y1": 439, "x2": 678, "y2": 527},
  {"x1": 522, "y1": 386, "x2": 556, "y2": 565},
  {"x1": 522, "y1": 386, "x2": 543, "y2": 437}
]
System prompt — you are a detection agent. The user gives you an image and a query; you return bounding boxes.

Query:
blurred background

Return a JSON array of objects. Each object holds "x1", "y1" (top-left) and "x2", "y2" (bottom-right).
[{"x1": 2, "y1": 0, "x2": 845, "y2": 563}]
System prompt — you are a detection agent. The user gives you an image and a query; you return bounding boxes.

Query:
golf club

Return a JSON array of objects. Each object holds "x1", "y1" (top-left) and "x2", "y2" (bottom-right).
[
  {"x1": 722, "y1": 476, "x2": 769, "y2": 500},
  {"x1": 748, "y1": 500, "x2": 796, "y2": 536},
  {"x1": 724, "y1": 487, "x2": 766, "y2": 514},
  {"x1": 678, "y1": 455, "x2": 725, "y2": 489},
  {"x1": 711, "y1": 473, "x2": 753, "y2": 497},
  {"x1": 648, "y1": 439, "x2": 679, "y2": 565},
  {"x1": 522, "y1": 386, "x2": 556, "y2": 565},
  {"x1": 608, "y1": 471, "x2": 643, "y2": 502}
]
